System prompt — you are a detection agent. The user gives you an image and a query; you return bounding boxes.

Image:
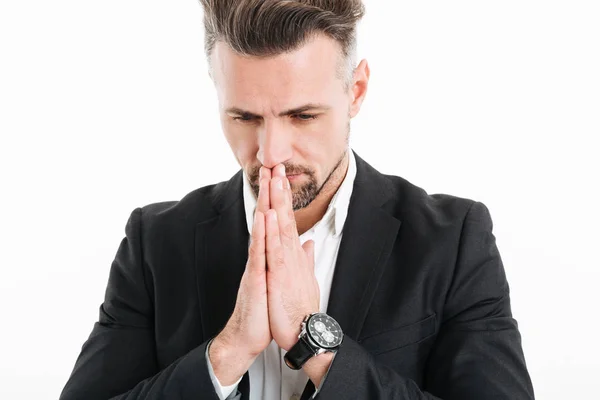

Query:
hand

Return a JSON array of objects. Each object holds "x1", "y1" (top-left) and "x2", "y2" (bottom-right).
[
  {"x1": 209, "y1": 167, "x2": 273, "y2": 384},
  {"x1": 266, "y1": 164, "x2": 321, "y2": 351}
]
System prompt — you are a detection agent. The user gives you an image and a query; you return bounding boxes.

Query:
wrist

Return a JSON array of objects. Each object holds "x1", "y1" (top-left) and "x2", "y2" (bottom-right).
[
  {"x1": 284, "y1": 312, "x2": 343, "y2": 371},
  {"x1": 209, "y1": 332, "x2": 257, "y2": 386},
  {"x1": 283, "y1": 311, "x2": 317, "y2": 351},
  {"x1": 302, "y1": 351, "x2": 335, "y2": 388},
  {"x1": 220, "y1": 322, "x2": 265, "y2": 358}
]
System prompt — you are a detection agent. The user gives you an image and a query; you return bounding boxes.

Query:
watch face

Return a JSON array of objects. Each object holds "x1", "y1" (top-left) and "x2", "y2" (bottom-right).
[{"x1": 306, "y1": 313, "x2": 343, "y2": 349}]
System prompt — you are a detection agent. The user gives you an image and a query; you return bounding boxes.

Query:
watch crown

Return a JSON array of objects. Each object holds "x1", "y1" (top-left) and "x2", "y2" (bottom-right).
[{"x1": 297, "y1": 321, "x2": 307, "y2": 339}]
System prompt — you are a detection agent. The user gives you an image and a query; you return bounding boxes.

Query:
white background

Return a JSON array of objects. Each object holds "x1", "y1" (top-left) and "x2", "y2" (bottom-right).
[{"x1": 1, "y1": 0, "x2": 598, "y2": 398}]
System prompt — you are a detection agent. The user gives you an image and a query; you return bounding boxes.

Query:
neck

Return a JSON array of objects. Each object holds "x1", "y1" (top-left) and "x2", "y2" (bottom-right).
[{"x1": 294, "y1": 152, "x2": 350, "y2": 236}]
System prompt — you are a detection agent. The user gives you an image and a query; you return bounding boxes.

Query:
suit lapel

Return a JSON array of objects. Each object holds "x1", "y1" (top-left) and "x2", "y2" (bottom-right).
[
  {"x1": 326, "y1": 154, "x2": 402, "y2": 339},
  {"x1": 301, "y1": 152, "x2": 402, "y2": 400}
]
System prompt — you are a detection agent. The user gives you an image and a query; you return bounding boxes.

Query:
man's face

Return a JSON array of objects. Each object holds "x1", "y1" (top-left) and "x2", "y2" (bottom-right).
[{"x1": 211, "y1": 34, "x2": 366, "y2": 210}]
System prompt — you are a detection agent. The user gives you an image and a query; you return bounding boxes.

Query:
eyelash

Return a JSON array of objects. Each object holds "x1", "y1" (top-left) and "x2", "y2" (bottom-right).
[
  {"x1": 294, "y1": 114, "x2": 318, "y2": 121},
  {"x1": 232, "y1": 114, "x2": 318, "y2": 122}
]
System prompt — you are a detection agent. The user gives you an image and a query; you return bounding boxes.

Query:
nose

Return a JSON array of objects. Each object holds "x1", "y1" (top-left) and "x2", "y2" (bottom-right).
[{"x1": 256, "y1": 120, "x2": 293, "y2": 169}]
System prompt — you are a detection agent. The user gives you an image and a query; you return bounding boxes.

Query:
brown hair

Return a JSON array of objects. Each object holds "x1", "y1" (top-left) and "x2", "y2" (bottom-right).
[{"x1": 199, "y1": 0, "x2": 365, "y2": 89}]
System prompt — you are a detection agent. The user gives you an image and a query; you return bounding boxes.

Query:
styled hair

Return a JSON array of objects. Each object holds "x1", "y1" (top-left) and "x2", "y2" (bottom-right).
[{"x1": 198, "y1": 0, "x2": 365, "y2": 89}]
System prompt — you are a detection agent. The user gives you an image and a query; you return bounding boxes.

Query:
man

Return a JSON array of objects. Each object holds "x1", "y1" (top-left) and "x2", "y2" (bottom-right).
[{"x1": 60, "y1": 1, "x2": 534, "y2": 399}]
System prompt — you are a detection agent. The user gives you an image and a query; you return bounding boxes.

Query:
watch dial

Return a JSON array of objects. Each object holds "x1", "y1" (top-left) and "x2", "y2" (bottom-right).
[{"x1": 307, "y1": 313, "x2": 343, "y2": 349}]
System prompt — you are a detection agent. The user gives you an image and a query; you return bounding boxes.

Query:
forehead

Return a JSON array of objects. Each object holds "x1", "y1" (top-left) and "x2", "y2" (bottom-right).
[{"x1": 211, "y1": 34, "x2": 344, "y2": 111}]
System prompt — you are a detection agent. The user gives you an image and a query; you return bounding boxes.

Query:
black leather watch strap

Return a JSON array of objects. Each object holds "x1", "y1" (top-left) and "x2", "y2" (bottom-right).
[{"x1": 284, "y1": 336, "x2": 316, "y2": 370}]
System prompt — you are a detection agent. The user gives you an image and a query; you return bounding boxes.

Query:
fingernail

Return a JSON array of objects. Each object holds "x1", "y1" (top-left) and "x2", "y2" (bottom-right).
[
  {"x1": 275, "y1": 178, "x2": 283, "y2": 190},
  {"x1": 284, "y1": 177, "x2": 290, "y2": 189}
]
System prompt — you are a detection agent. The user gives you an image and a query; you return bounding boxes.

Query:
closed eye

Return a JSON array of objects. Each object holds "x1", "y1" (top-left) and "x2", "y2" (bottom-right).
[
  {"x1": 231, "y1": 113, "x2": 318, "y2": 122},
  {"x1": 294, "y1": 114, "x2": 317, "y2": 121},
  {"x1": 232, "y1": 114, "x2": 256, "y2": 122}
]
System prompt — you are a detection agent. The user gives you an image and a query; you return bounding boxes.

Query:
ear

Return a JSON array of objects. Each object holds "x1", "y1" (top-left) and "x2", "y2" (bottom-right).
[{"x1": 348, "y1": 59, "x2": 370, "y2": 118}]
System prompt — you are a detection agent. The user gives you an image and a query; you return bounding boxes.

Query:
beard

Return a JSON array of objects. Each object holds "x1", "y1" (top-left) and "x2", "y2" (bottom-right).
[
  {"x1": 248, "y1": 147, "x2": 348, "y2": 211},
  {"x1": 248, "y1": 122, "x2": 350, "y2": 210}
]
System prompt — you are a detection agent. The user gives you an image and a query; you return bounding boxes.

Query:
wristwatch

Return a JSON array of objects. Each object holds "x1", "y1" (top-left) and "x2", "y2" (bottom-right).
[{"x1": 284, "y1": 312, "x2": 344, "y2": 370}]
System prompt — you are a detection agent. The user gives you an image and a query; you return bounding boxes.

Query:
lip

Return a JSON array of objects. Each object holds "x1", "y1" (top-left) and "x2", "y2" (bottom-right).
[{"x1": 286, "y1": 173, "x2": 303, "y2": 181}]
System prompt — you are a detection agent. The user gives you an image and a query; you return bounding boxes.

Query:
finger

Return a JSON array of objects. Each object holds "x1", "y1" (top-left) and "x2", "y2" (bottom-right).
[
  {"x1": 285, "y1": 175, "x2": 294, "y2": 206},
  {"x1": 257, "y1": 171, "x2": 271, "y2": 214},
  {"x1": 260, "y1": 165, "x2": 272, "y2": 180},
  {"x1": 273, "y1": 163, "x2": 286, "y2": 178},
  {"x1": 265, "y1": 209, "x2": 284, "y2": 270},
  {"x1": 271, "y1": 176, "x2": 298, "y2": 249},
  {"x1": 248, "y1": 211, "x2": 266, "y2": 273},
  {"x1": 302, "y1": 239, "x2": 316, "y2": 271},
  {"x1": 272, "y1": 164, "x2": 293, "y2": 207},
  {"x1": 269, "y1": 176, "x2": 286, "y2": 210}
]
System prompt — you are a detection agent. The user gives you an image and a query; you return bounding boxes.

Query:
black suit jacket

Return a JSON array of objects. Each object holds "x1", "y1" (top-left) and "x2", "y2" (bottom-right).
[{"x1": 60, "y1": 151, "x2": 534, "y2": 399}]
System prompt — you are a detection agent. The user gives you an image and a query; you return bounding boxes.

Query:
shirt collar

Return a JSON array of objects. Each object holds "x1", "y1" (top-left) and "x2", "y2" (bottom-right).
[{"x1": 242, "y1": 148, "x2": 357, "y2": 237}]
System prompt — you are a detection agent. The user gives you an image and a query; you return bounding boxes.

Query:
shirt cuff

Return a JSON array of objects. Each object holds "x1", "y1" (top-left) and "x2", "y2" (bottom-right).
[{"x1": 206, "y1": 338, "x2": 243, "y2": 400}]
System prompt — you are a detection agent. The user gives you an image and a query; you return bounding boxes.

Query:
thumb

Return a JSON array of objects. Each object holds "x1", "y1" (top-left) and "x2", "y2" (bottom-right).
[{"x1": 302, "y1": 239, "x2": 315, "y2": 269}]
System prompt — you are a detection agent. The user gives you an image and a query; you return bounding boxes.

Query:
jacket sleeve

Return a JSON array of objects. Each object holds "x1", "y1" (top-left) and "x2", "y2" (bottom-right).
[
  {"x1": 59, "y1": 207, "x2": 222, "y2": 400},
  {"x1": 314, "y1": 201, "x2": 535, "y2": 399}
]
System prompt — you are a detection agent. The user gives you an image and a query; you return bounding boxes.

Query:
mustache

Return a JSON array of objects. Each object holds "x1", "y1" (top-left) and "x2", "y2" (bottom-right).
[{"x1": 248, "y1": 163, "x2": 314, "y2": 184}]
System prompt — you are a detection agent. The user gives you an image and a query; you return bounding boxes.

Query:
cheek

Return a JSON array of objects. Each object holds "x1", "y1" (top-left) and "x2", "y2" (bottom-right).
[
  {"x1": 294, "y1": 119, "x2": 345, "y2": 176},
  {"x1": 300, "y1": 115, "x2": 346, "y2": 151}
]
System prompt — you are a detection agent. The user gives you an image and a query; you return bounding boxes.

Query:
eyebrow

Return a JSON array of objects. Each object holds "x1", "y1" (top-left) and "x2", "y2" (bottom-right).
[{"x1": 225, "y1": 103, "x2": 331, "y2": 118}]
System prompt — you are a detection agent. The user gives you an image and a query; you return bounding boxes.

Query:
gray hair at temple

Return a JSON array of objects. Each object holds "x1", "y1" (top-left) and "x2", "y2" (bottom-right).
[{"x1": 198, "y1": 0, "x2": 365, "y2": 91}]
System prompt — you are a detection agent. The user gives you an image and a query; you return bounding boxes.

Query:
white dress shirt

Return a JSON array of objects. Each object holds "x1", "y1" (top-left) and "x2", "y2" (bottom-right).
[{"x1": 205, "y1": 148, "x2": 357, "y2": 400}]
